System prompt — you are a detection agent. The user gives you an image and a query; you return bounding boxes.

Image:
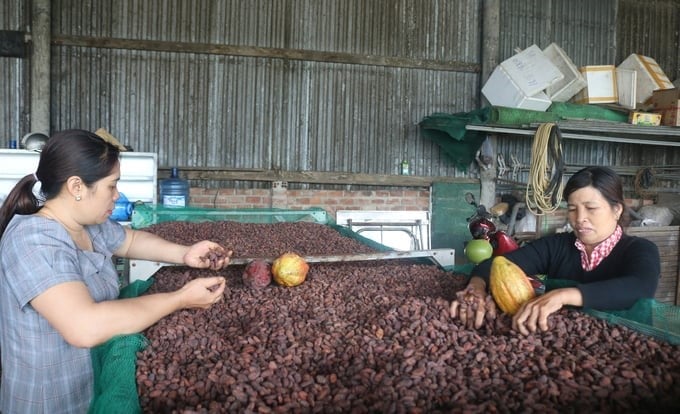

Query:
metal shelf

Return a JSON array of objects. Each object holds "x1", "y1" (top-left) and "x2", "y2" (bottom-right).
[{"x1": 467, "y1": 120, "x2": 680, "y2": 147}]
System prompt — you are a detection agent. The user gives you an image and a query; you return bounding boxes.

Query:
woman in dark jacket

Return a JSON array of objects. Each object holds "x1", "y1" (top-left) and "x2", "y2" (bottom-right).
[{"x1": 451, "y1": 166, "x2": 660, "y2": 335}]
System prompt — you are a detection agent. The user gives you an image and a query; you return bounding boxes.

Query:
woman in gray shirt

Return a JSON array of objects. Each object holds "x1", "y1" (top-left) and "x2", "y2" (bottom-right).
[{"x1": 0, "y1": 129, "x2": 231, "y2": 413}]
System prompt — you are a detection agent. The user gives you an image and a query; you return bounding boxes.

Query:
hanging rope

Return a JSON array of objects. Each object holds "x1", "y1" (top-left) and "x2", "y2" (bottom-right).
[
  {"x1": 634, "y1": 167, "x2": 657, "y2": 200},
  {"x1": 525, "y1": 123, "x2": 565, "y2": 215}
]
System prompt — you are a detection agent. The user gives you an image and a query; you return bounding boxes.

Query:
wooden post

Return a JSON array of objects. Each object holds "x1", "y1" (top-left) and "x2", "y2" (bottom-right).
[
  {"x1": 481, "y1": 0, "x2": 500, "y2": 90},
  {"x1": 478, "y1": 137, "x2": 497, "y2": 209},
  {"x1": 31, "y1": 0, "x2": 51, "y2": 135},
  {"x1": 478, "y1": 0, "x2": 501, "y2": 209}
]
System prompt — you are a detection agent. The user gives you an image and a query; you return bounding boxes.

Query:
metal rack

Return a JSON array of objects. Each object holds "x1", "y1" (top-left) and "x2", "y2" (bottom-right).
[
  {"x1": 335, "y1": 210, "x2": 431, "y2": 251},
  {"x1": 467, "y1": 120, "x2": 680, "y2": 147}
]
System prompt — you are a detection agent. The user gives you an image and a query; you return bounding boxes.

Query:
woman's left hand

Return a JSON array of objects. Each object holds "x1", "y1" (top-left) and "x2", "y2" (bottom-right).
[
  {"x1": 183, "y1": 240, "x2": 232, "y2": 270},
  {"x1": 512, "y1": 287, "x2": 582, "y2": 335}
]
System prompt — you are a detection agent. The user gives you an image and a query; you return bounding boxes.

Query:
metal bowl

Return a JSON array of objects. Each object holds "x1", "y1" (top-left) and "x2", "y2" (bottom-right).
[{"x1": 21, "y1": 132, "x2": 49, "y2": 151}]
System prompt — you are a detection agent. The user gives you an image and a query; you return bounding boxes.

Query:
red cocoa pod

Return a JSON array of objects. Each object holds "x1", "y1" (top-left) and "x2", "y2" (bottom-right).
[{"x1": 242, "y1": 259, "x2": 272, "y2": 289}]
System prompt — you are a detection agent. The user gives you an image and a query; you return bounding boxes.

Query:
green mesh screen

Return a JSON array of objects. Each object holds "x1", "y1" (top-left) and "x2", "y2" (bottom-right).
[
  {"x1": 89, "y1": 278, "x2": 154, "y2": 414},
  {"x1": 130, "y1": 204, "x2": 331, "y2": 229},
  {"x1": 547, "y1": 278, "x2": 680, "y2": 346},
  {"x1": 584, "y1": 299, "x2": 680, "y2": 346}
]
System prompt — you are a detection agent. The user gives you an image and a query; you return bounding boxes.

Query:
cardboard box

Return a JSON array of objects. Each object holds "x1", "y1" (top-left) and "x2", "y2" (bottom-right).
[
  {"x1": 542, "y1": 43, "x2": 586, "y2": 102},
  {"x1": 655, "y1": 105, "x2": 680, "y2": 126},
  {"x1": 482, "y1": 65, "x2": 553, "y2": 111},
  {"x1": 628, "y1": 111, "x2": 662, "y2": 126},
  {"x1": 617, "y1": 53, "x2": 674, "y2": 105},
  {"x1": 644, "y1": 88, "x2": 680, "y2": 110},
  {"x1": 645, "y1": 89, "x2": 680, "y2": 126},
  {"x1": 573, "y1": 65, "x2": 618, "y2": 104}
]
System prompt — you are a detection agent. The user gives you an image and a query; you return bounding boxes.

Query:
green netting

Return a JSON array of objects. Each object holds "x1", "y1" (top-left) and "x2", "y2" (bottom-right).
[
  {"x1": 89, "y1": 278, "x2": 154, "y2": 414},
  {"x1": 130, "y1": 204, "x2": 332, "y2": 229},
  {"x1": 548, "y1": 102, "x2": 629, "y2": 122},
  {"x1": 546, "y1": 278, "x2": 680, "y2": 345},
  {"x1": 419, "y1": 109, "x2": 488, "y2": 171},
  {"x1": 584, "y1": 300, "x2": 680, "y2": 346},
  {"x1": 91, "y1": 213, "x2": 403, "y2": 411}
]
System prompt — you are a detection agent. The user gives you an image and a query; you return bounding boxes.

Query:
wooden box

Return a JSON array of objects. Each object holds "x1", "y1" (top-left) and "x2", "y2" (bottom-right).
[{"x1": 625, "y1": 226, "x2": 680, "y2": 305}]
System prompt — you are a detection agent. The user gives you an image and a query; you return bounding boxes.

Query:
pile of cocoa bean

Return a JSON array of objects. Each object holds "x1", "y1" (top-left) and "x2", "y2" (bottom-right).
[{"x1": 136, "y1": 221, "x2": 680, "y2": 413}]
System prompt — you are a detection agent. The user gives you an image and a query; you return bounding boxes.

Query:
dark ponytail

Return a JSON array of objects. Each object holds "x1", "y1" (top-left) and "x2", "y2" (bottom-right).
[
  {"x1": 0, "y1": 175, "x2": 42, "y2": 235},
  {"x1": 0, "y1": 129, "x2": 120, "y2": 238}
]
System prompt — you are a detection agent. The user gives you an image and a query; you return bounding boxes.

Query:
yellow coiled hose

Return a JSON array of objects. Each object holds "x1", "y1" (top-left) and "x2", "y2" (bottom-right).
[{"x1": 525, "y1": 123, "x2": 565, "y2": 215}]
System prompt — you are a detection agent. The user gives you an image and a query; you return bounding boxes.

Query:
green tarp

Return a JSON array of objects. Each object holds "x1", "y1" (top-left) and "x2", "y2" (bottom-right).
[{"x1": 419, "y1": 103, "x2": 629, "y2": 170}]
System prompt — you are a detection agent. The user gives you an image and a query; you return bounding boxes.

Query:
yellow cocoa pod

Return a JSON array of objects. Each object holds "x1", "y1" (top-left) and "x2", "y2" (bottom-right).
[
  {"x1": 489, "y1": 256, "x2": 536, "y2": 315},
  {"x1": 271, "y1": 252, "x2": 309, "y2": 287}
]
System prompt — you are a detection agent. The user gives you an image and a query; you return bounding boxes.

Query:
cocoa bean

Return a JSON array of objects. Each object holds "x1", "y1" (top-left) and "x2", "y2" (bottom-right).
[{"x1": 134, "y1": 221, "x2": 680, "y2": 413}]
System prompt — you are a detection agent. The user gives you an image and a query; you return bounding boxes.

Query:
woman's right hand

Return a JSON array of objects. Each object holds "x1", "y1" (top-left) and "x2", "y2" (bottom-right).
[
  {"x1": 176, "y1": 276, "x2": 227, "y2": 310},
  {"x1": 450, "y1": 277, "x2": 497, "y2": 329}
]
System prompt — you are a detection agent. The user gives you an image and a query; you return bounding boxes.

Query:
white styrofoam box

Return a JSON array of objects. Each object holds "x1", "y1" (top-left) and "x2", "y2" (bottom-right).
[
  {"x1": 616, "y1": 68, "x2": 637, "y2": 110},
  {"x1": 542, "y1": 43, "x2": 587, "y2": 102},
  {"x1": 0, "y1": 149, "x2": 157, "y2": 204},
  {"x1": 118, "y1": 152, "x2": 158, "y2": 204},
  {"x1": 617, "y1": 53, "x2": 674, "y2": 105},
  {"x1": 482, "y1": 65, "x2": 553, "y2": 111},
  {"x1": 573, "y1": 65, "x2": 618, "y2": 104},
  {"x1": 498, "y1": 44, "x2": 564, "y2": 97},
  {"x1": 0, "y1": 149, "x2": 40, "y2": 202}
]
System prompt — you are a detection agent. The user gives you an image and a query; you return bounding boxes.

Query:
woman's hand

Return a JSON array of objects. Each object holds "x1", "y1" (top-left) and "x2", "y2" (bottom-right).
[
  {"x1": 177, "y1": 276, "x2": 227, "y2": 310},
  {"x1": 450, "y1": 277, "x2": 497, "y2": 329},
  {"x1": 512, "y1": 287, "x2": 582, "y2": 335},
  {"x1": 183, "y1": 240, "x2": 232, "y2": 270}
]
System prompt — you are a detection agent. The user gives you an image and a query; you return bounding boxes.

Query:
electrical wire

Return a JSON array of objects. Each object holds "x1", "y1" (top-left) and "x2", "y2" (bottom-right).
[{"x1": 525, "y1": 123, "x2": 565, "y2": 215}]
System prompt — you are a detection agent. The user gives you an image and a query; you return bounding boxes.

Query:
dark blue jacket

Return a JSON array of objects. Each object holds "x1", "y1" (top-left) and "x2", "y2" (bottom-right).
[{"x1": 473, "y1": 232, "x2": 660, "y2": 310}]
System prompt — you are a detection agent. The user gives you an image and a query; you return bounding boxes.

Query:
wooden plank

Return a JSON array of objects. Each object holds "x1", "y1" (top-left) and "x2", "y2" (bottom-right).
[
  {"x1": 156, "y1": 167, "x2": 477, "y2": 188},
  {"x1": 52, "y1": 35, "x2": 481, "y2": 73},
  {"x1": 626, "y1": 226, "x2": 680, "y2": 306}
]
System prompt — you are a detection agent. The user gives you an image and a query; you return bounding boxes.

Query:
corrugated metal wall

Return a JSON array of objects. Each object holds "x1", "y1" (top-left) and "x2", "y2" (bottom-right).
[
  {"x1": 499, "y1": 0, "x2": 619, "y2": 66},
  {"x1": 618, "y1": 0, "x2": 680, "y2": 80},
  {"x1": 493, "y1": 0, "x2": 680, "y2": 194},
  {"x1": 1, "y1": 0, "x2": 679, "y2": 190},
  {"x1": 0, "y1": 1, "x2": 28, "y2": 144},
  {"x1": 48, "y1": 0, "x2": 483, "y2": 187}
]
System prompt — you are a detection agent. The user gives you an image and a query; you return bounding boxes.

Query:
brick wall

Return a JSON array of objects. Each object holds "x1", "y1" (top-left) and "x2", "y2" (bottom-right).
[{"x1": 189, "y1": 184, "x2": 431, "y2": 218}]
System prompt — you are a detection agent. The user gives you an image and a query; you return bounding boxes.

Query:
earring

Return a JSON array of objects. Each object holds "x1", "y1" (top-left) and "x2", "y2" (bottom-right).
[{"x1": 76, "y1": 195, "x2": 81, "y2": 201}]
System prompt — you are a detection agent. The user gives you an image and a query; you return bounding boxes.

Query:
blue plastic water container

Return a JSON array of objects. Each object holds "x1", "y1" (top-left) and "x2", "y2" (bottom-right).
[
  {"x1": 160, "y1": 167, "x2": 189, "y2": 208},
  {"x1": 111, "y1": 193, "x2": 134, "y2": 221}
]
